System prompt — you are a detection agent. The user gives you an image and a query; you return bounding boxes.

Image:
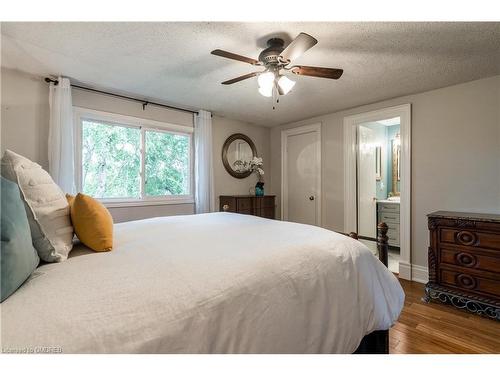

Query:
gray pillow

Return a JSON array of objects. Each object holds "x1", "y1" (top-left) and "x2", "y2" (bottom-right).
[{"x1": 1, "y1": 176, "x2": 40, "y2": 302}]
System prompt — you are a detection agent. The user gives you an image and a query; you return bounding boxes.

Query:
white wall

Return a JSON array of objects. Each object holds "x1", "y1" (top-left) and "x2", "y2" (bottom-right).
[
  {"x1": 1, "y1": 69, "x2": 50, "y2": 169},
  {"x1": 1, "y1": 68, "x2": 271, "y2": 222},
  {"x1": 270, "y1": 75, "x2": 500, "y2": 268},
  {"x1": 212, "y1": 115, "x2": 271, "y2": 209}
]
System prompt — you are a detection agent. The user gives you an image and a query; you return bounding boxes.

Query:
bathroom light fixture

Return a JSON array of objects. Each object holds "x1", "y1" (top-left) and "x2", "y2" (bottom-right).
[{"x1": 394, "y1": 133, "x2": 401, "y2": 146}]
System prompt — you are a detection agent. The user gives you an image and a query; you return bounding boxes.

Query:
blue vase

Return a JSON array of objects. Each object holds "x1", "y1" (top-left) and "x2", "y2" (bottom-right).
[{"x1": 255, "y1": 182, "x2": 264, "y2": 196}]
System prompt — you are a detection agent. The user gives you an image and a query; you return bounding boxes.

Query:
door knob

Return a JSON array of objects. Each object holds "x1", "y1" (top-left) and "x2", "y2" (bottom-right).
[{"x1": 309, "y1": 196, "x2": 315, "y2": 201}]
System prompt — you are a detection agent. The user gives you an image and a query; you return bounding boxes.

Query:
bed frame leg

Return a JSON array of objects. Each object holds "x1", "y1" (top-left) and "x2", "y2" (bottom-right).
[
  {"x1": 353, "y1": 223, "x2": 390, "y2": 354},
  {"x1": 341, "y1": 222, "x2": 391, "y2": 354},
  {"x1": 377, "y1": 222, "x2": 389, "y2": 268},
  {"x1": 353, "y1": 330, "x2": 389, "y2": 354}
]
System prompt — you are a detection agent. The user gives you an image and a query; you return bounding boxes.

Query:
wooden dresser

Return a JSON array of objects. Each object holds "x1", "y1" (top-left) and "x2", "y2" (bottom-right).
[
  {"x1": 219, "y1": 195, "x2": 276, "y2": 219},
  {"x1": 424, "y1": 211, "x2": 500, "y2": 320}
]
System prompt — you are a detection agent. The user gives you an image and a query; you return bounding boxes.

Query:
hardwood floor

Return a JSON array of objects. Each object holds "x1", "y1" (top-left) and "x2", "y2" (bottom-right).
[{"x1": 390, "y1": 278, "x2": 500, "y2": 354}]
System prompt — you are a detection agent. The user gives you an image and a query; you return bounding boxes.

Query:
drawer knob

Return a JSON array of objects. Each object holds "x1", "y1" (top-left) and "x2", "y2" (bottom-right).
[
  {"x1": 222, "y1": 204, "x2": 230, "y2": 211},
  {"x1": 455, "y1": 252, "x2": 477, "y2": 267},
  {"x1": 456, "y1": 274, "x2": 477, "y2": 290},
  {"x1": 456, "y1": 231, "x2": 478, "y2": 246}
]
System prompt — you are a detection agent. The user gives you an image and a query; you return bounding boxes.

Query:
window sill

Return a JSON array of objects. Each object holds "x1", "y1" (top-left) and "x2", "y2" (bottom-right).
[{"x1": 101, "y1": 198, "x2": 194, "y2": 208}]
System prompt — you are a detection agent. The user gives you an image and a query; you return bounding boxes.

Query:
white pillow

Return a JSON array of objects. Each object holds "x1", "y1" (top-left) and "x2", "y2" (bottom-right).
[{"x1": 1, "y1": 150, "x2": 73, "y2": 262}]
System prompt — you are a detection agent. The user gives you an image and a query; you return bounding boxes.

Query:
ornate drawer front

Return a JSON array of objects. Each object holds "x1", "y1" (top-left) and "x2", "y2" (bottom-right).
[
  {"x1": 440, "y1": 229, "x2": 500, "y2": 250},
  {"x1": 440, "y1": 269, "x2": 500, "y2": 298},
  {"x1": 379, "y1": 211, "x2": 400, "y2": 224},
  {"x1": 236, "y1": 198, "x2": 253, "y2": 211},
  {"x1": 440, "y1": 246, "x2": 500, "y2": 273}
]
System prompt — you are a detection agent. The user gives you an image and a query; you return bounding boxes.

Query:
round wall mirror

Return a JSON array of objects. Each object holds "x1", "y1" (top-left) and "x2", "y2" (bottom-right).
[{"x1": 222, "y1": 133, "x2": 258, "y2": 178}]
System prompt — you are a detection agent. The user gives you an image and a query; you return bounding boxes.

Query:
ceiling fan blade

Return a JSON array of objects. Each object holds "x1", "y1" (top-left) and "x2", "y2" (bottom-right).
[
  {"x1": 291, "y1": 65, "x2": 344, "y2": 79},
  {"x1": 221, "y1": 72, "x2": 258, "y2": 85},
  {"x1": 280, "y1": 33, "x2": 318, "y2": 63},
  {"x1": 211, "y1": 49, "x2": 260, "y2": 65}
]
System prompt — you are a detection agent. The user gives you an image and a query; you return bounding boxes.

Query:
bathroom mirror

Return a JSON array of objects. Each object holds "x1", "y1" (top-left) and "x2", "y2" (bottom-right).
[
  {"x1": 391, "y1": 136, "x2": 401, "y2": 196},
  {"x1": 222, "y1": 133, "x2": 258, "y2": 179}
]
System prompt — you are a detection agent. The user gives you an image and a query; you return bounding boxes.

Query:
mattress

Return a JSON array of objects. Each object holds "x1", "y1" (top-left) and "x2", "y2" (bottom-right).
[{"x1": 0, "y1": 212, "x2": 404, "y2": 353}]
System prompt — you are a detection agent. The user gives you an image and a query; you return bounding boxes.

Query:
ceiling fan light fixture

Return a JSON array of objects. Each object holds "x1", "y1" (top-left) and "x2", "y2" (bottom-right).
[
  {"x1": 257, "y1": 71, "x2": 275, "y2": 90},
  {"x1": 277, "y1": 75, "x2": 296, "y2": 95},
  {"x1": 212, "y1": 32, "x2": 343, "y2": 103},
  {"x1": 258, "y1": 85, "x2": 273, "y2": 97}
]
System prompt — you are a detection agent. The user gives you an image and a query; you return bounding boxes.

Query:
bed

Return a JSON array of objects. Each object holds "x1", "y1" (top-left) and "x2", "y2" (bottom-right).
[{"x1": 0, "y1": 212, "x2": 404, "y2": 354}]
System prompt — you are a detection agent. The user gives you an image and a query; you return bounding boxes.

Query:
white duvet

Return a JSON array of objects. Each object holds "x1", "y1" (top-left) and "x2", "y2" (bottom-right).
[{"x1": 0, "y1": 213, "x2": 404, "y2": 353}]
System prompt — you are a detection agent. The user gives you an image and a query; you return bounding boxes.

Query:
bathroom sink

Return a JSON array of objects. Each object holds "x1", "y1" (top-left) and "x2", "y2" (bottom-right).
[{"x1": 386, "y1": 196, "x2": 400, "y2": 202}]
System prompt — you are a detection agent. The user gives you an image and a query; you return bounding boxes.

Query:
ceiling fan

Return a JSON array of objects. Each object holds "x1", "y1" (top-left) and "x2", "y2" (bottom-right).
[{"x1": 211, "y1": 32, "x2": 343, "y2": 106}]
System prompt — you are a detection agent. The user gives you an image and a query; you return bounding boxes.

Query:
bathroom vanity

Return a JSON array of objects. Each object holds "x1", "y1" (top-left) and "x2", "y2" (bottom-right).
[{"x1": 377, "y1": 200, "x2": 400, "y2": 247}]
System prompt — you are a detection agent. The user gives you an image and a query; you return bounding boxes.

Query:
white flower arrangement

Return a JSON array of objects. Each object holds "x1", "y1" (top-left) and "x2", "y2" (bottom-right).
[
  {"x1": 249, "y1": 157, "x2": 264, "y2": 177},
  {"x1": 233, "y1": 156, "x2": 264, "y2": 181}
]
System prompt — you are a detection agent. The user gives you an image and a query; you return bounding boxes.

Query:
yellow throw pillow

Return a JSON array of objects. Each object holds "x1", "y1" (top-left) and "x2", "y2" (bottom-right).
[{"x1": 70, "y1": 193, "x2": 113, "y2": 252}]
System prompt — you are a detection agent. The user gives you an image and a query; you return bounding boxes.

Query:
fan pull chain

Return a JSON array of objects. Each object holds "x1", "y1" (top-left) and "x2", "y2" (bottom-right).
[{"x1": 272, "y1": 83, "x2": 279, "y2": 110}]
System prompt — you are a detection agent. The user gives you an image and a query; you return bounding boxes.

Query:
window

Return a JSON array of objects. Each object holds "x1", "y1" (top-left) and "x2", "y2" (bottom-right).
[{"x1": 75, "y1": 107, "x2": 193, "y2": 206}]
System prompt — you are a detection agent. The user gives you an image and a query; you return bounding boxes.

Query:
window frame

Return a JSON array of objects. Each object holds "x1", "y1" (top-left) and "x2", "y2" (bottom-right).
[{"x1": 74, "y1": 107, "x2": 194, "y2": 208}]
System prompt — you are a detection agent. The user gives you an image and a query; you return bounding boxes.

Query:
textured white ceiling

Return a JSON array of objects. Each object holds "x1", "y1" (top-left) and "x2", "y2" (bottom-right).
[{"x1": 2, "y1": 22, "x2": 499, "y2": 126}]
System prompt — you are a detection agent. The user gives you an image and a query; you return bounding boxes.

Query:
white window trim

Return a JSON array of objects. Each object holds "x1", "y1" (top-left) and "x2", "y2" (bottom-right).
[{"x1": 74, "y1": 107, "x2": 194, "y2": 207}]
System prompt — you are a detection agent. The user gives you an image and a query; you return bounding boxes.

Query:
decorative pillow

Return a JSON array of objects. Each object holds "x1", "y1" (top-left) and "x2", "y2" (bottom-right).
[
  {"x1": 1, "y1": 150, "x2": 73, "y2": 262},
  {"x1": 69, "y1": 193, "x2": 113, "y2": 252},
  {"x1": 1, "y1": 177, "x2": 40, "y2": 302},
  {"x1": 66, "y1": 193, "x2": 75, "y2": 207}
]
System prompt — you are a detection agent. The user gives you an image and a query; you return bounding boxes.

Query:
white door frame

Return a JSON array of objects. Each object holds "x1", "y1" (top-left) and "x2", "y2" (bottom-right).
[
  {"x1": 343, "y1": 104, "x2": 412, "y2": 280},
  {"x1": 281, "y1": 123, "x2": 322, "y2": 226}
]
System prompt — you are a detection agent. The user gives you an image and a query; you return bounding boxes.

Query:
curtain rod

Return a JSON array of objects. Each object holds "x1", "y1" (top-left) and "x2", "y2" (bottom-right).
[{"x1": 44, "y1": 77, "x2": 199, "y2": 115}]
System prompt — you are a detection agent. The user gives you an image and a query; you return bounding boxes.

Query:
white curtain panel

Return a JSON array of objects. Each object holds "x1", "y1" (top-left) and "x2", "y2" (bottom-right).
[
  {"x1": 194, "y1": 110, "x2": 215, "y2": 213},
  {"x1": 48, "y1": 77, "x2": 76, "y2": 194}
]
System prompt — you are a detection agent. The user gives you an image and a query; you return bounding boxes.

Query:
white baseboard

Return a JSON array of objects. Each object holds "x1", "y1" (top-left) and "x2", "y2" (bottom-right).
[
  {"x1": 411, "y1": 264, "x2": 429, "y2": 284},
  {"x1": 398, "y1": 261, "x2": 412, "y2": 280},
  {"x1": 398, "y1": 262, "x2": 428, "y2": 284}
]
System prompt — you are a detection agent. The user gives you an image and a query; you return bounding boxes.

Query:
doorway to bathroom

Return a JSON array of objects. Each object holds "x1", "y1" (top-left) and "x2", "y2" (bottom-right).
[
  {"x1": 357, "y1": 119, "x2": 401, "y2": 273},
  {"x1": 344, "y1": 104, "x2": 412, "y2": 280}
]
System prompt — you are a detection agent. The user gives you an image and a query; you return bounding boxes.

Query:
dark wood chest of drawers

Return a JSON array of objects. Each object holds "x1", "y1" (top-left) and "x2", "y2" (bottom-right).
[
  {"x1": 219, "y1": 195, "x2": 276, "y2": 219},
  {"x1": 425, "y1": 211, "x2": 500, "y2": 320}
]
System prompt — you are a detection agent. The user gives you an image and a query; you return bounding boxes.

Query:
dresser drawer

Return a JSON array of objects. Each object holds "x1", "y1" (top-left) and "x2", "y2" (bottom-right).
[
  {"x1": 237, "y1": 209, "x2": 252, "y2": 216},
  {"x1": 237, "y1": 198, "x2": 253, "y2": 211},
  {"x1": 387, "y1": 228, "x2": 400, "y2": 245},
  {"x1": 379, "y1": 211, "x2": 400, "y2": 224},
  {"x1": 440, "y1": 246, "x2": 500, "y2": 273},
  {"x1": 440, "y1": 229, "x2": 500, "y2": 250},
  {"x1": 386, "y1": 221, "x2": 400, "y2": 232},
  {"x1": 440, "y1": 268, "x2": 500, "y2": 298},
  {"x1": 378, "y1": 203, "x2": 400, "y2": 213},
  {"x1": 219, "y1": 197, "x2": 236, "y2": 212},
  {"x1": 220, "y1": 196, "x2": 276, "y2": 219},
  {"x1": 261, "y1": 196, "x2": 275, "y2": 208},
  {"x1": 260, "y1": 206, "x2": 275, "y2": 219}
]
